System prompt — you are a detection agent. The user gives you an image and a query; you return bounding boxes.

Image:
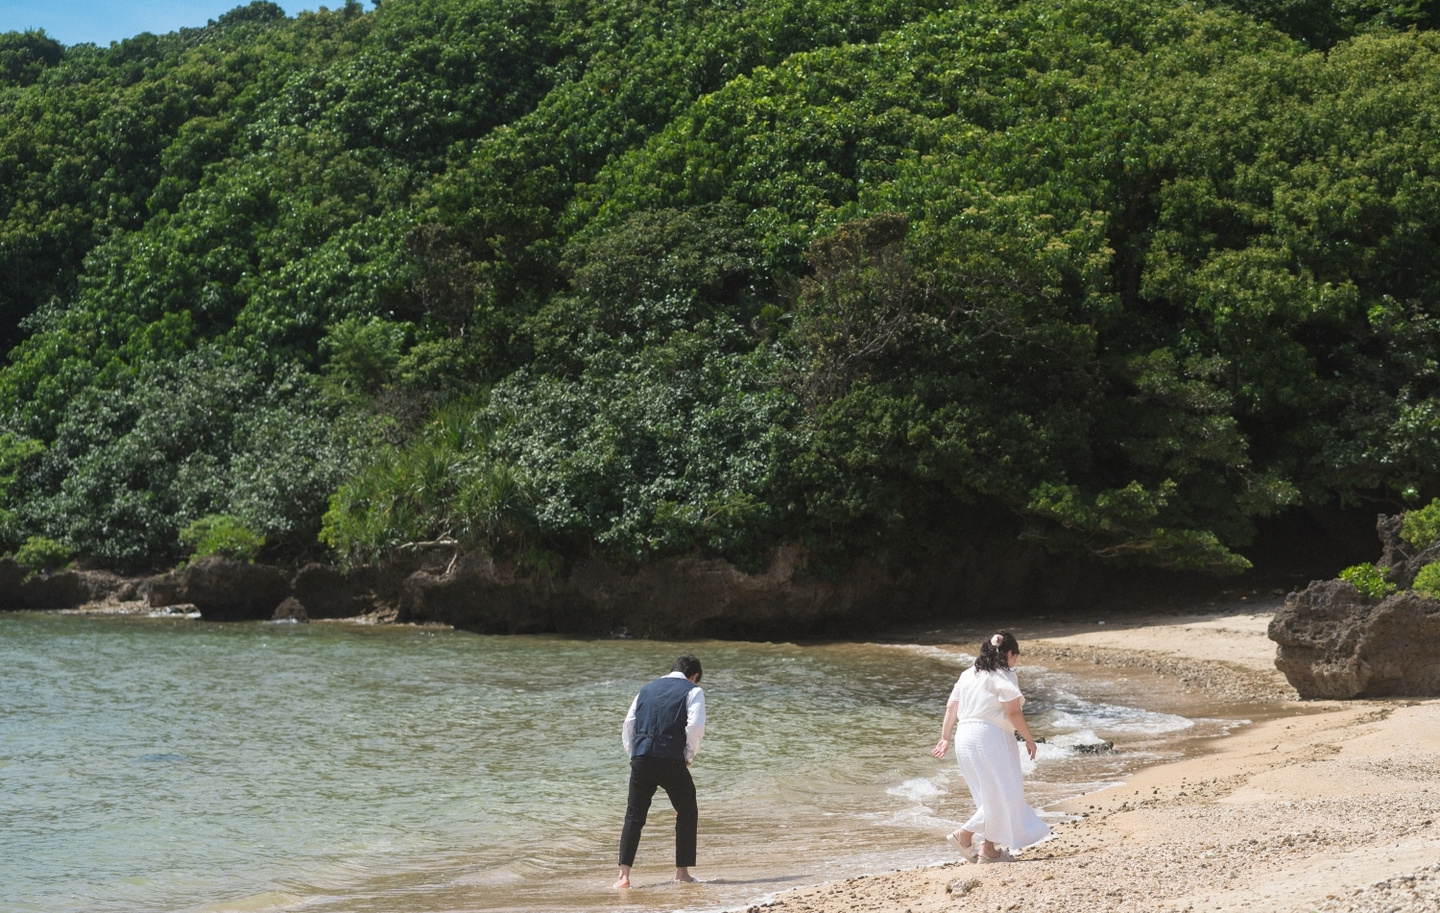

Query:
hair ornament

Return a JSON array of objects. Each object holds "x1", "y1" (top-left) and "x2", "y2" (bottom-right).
[{"x1": 991, "y1": 633, "x2": 1003, "y2": 647}]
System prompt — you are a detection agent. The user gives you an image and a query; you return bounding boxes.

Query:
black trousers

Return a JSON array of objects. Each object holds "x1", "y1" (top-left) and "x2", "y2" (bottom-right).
[{"x1": 618, "y1": 755, "x2": 697, "y2": 868}]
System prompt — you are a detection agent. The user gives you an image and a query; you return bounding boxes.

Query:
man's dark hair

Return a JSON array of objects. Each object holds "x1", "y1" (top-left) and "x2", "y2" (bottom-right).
[{"x1": 672, "y1": 653, "x2": 702, "y2": 681}]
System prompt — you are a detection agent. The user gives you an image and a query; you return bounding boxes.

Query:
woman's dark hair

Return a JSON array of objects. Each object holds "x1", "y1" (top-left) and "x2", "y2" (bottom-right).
[
  {"x1": 974, "y1": 631, "x2": 1019, "y2": 672},
  {"x1": 672, "y1": 653, "x2": 702, "y2": 682}
]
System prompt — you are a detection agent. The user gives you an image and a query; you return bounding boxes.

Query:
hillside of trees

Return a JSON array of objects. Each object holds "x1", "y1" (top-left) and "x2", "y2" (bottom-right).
[{"x1": 1, "y1": 0, "x2": 1439, "y2": 580}]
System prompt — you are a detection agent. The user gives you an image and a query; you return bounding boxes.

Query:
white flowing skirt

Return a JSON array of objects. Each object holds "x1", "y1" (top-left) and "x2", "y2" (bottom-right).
[{"x1": 952, "y1": 719, "x2": 1051, "y2": 849}]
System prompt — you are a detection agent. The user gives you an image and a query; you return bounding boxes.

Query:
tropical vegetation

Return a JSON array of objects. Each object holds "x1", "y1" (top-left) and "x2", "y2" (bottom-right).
[{"x1": 2, "y1": 0, "x2": 1439, "y2": 577}]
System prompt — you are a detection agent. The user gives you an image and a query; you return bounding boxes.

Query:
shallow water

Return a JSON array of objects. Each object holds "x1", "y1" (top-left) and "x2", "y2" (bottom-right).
[{"x1": 0, "y1": 613, "x2": 1260, "y2": 913}]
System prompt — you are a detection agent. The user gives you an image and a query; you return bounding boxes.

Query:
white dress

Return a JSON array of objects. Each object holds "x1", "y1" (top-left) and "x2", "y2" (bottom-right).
[{"x1": 947, "y1": 666, "x2": 1051, "y2": 849}]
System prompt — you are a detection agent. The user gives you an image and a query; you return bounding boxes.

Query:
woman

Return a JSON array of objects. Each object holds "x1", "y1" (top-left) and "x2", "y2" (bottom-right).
[{"x1": 931, "y1": 631, "x2": 1051, "y2": 863}]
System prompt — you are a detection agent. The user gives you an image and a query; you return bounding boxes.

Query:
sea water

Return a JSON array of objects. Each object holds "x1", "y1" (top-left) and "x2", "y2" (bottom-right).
[{"x1": 0, "y1": 613, "x2": 1253, "y2": 913}]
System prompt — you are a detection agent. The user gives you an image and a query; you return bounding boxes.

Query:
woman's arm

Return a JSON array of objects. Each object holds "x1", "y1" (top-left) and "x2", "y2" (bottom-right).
[
  {"x1": 931, "y1": 701, "x2": 959, "y2": 758},
  {"x1": 1001, "y1": 696, "x2": 1037, "y2": 760}
]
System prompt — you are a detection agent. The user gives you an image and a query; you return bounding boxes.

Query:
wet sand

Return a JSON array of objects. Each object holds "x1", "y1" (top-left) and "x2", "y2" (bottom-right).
[{"x1": 741, "y1": 600, "x2": 1440, "y2": 913}]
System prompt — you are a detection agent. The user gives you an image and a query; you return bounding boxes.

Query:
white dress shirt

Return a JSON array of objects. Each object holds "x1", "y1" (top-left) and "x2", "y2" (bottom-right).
[{"x1": 621, "y1": 671, "x2": 706, "y2": 763}]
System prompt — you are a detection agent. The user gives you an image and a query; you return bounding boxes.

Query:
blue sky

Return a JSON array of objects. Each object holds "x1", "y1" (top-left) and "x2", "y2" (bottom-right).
[{"x1": 0, "y1": 2, "x2": 368, "y2": 47}]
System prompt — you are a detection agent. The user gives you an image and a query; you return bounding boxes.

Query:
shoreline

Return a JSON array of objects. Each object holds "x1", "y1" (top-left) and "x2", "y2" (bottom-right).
[{"x1": 744, "y1": 601, "x2": 1440, "y2": 913}]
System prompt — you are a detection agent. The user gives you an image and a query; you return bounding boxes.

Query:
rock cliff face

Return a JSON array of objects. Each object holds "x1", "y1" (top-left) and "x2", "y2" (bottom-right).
[
  {"x1": 1269, "y1": 578, "x2": 1440, "y2": 699},
  {"x1": 0, "y1": 541, "x2": 1088, "y2": 637},
  {"x1": 0, "y1": 558, "x2": 135, "y2": 609},
  {"x1": 395, "y1": 544, "x2": 1065, "y2": 638},
  {"x1": 146, "y1": 557, "x2": 290, "y2": 621}
]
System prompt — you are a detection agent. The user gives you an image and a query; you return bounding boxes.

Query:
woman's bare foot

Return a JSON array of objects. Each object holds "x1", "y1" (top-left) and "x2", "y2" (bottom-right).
[
  {"x1": 674, "y1": 867, "x2": 696, "y2": 883},
  {"x1": 614, "y1": 865, "x2": 632, "y2": 889}
]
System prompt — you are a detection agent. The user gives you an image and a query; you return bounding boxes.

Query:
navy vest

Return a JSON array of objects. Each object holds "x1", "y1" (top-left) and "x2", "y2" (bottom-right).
[{"x1": 631, "y1": 675, "x2": 696, "y2": 761}]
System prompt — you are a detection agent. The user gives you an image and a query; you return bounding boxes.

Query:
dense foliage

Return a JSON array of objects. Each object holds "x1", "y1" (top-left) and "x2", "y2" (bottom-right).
[
  {"x1": 179, "y1": 514, "x2": 266, "y2": 562},
  {"x1": 1401, "y1": 498, "x2": 1440, "y2": 550},
  {"x1": 1339, "y1": 562, "x2": 1397, "y2": 599},
  {"x1": 2, "y1": 0, "x2": 1440, "y2": 575},
  {"x1": 1412, "y1": 562, "x2": 1440, "y2": 598}
]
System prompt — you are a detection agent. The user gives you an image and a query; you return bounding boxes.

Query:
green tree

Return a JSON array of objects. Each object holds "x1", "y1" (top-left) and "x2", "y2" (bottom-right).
[
  {"x1": 14, "y1": 348, "x2": 359, "y2": 570},
  {"x1": 179, "y1": 515, "x2": 265, "y2": 562},
  {"x1": 12, "y1": 535, "x2": 71, "y2": 573},
  {"x1": 0, "y1": 29, "x2": 63, "y2": 86}
]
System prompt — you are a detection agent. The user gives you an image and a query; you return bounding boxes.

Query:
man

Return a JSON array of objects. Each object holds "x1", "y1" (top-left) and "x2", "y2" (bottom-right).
[{"x1": 614, "y1": 653, "x2": 706, "y2": 889}]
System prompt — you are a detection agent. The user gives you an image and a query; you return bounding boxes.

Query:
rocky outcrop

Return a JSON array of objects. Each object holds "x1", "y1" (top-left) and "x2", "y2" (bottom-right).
[
  {"x1": 272, "y1": 597, "x2": 309, "y2": 623},
  {"x1": 1269, "y1": 578, "x2": 1440, "y2": 698},
  {"x1": 145, "y1": 556, "x2": 290, "y2": 621},
  {"x1": 291, "y1": 562, "x2": 408, "y2": 619},
  {"x1": 2, "y1": 538, "x2": 1091, "y2": 636},
  {"x1": 396, "y1": 541, "x2": 1068, "y2": 638},
  {"x1": 0, "y1": 558, "x2": 136, "y2": 609}
]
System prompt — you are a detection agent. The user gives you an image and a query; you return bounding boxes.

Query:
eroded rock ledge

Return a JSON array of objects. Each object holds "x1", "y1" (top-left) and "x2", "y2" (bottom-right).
[
  {"x1": 1269, "y1": 511, "x2": 1440, "y2": 699},
  {"x1": 0, "y1": 541, "x2": 1090, "y2": 638},
  {"x1": 1269, "y1": 578, "x2": 1440, "y2": 699}
]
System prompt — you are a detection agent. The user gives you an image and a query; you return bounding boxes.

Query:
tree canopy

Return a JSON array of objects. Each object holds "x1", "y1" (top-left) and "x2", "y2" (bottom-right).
[{"x1": 1, "y1": 0, "x2": 1438, "y2": 575}]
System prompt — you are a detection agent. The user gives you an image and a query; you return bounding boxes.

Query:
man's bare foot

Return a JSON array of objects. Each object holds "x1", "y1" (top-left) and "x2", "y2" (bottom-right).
[
  {"x1": 674, "y1": 867, "x2": 697, "y2": 883},
  {"x1": 614, "y1": 865, "x2": 632, "y2": 889}
]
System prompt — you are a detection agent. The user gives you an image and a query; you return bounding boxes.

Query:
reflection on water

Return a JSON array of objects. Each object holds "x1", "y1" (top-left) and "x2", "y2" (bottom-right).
[{"x1": 0, "y1": 614, "x2": 1258, "y2": 913}]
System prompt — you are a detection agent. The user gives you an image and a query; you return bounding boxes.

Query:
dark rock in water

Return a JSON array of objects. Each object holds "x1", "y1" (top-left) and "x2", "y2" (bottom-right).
[
  {"x1": 1072, "y1": 740, "x2": 1115, "y2": 754},
  {"x1": 1269, "y1": 578, "x2": 1440, "y2": 698},
  {"x1": 148, "y1": 556, "x2": 290, "y2": 621},
  {"x1": 272, "y1": 597, "x2": 309, "y2": 623}
]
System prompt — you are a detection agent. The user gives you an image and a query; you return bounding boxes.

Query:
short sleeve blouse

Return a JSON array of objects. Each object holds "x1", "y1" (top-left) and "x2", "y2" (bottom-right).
[{"x1": 947, "y1": 666, "x2": 1024, "y2": 732}]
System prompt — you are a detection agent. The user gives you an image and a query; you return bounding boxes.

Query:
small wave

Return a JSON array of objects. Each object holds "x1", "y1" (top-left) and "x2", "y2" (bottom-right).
[
  {"x1": 1042, "y1": 689, "x2": 1196, "y2": 736},
  {"x1": 1034, "y1": 741, "x2": 1074, "y2": 761},
  {"x1": 883, "y1": 644, "x2": 974, "y2": 666},
  {"x1": 147, "y1": 606, "x2": 200, "y2": 619},
  {"x1": 1045, "y1": 729, "x2": 1112, "y2": 750},
  {"x1": 887, "y1": 777, "x2": 945, "y2": 803},
  {"x1": 453, "y1": 863, "x2": 538, "y2": 885},
  {"x1": 193, "y1": 890, "x2": 300, "y2": 912}
]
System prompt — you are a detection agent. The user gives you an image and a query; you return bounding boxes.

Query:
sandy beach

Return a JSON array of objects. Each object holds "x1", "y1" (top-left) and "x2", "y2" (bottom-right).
[{"x1": 741, "y1": 601, "x2": 1440, "y2": 913}]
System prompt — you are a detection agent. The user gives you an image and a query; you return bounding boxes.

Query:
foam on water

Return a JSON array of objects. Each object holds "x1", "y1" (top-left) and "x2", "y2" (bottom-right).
[
  {"x1": 888, "y1": 776, "x2": 947, "y2": 803},
  {"x1": 887, "y1": 643, "x2": 975, "y2": 666},
  {"x1": 1041, "y1": 688, "x2": 1197, "y2": 736},
  {"x1": 1034, "y1": 739, "x2": 1079, "y2": 759}
]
